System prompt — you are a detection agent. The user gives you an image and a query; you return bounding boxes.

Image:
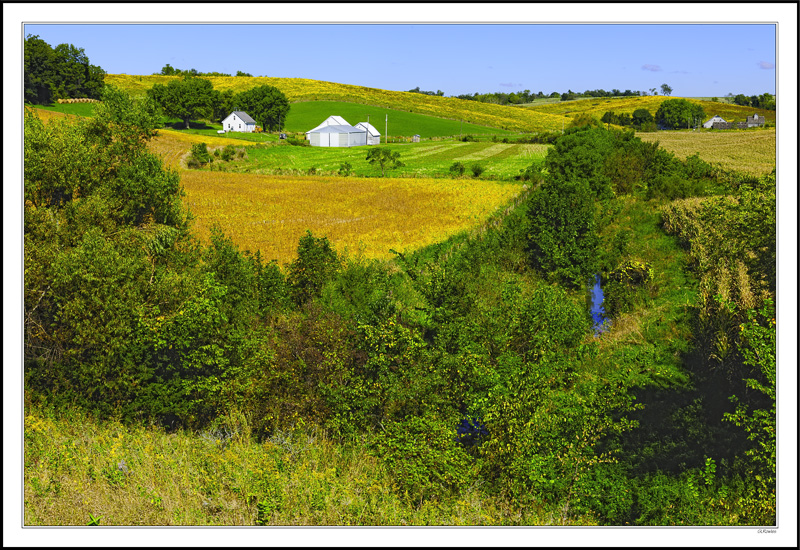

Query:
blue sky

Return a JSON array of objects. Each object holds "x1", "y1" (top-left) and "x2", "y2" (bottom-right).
[{"x1": 22, "y1": 23, "x2": 777, "y2": 98}]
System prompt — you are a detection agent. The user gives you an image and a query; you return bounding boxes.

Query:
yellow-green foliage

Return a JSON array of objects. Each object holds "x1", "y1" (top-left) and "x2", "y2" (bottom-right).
[
  {"x1": 105, "y1": 74, "x2": 566, "y2": 132},
  {"x1": 23, "y1": 400, "x2": 556, "y2": 526},
  {"x1": 180, "y1": 171, "x2": 524, "y2": 265},
  {"x1": 639, "y1": 128, "x2": 775, "y2": 176},
  {"x1": 527, "y1": 96, "x2": 776, "y2": 125}
]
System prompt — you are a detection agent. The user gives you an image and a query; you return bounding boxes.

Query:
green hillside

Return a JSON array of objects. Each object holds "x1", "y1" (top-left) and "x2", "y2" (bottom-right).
[{"x1": 286, "y1": 101, "x2": 515, "y2": 137}]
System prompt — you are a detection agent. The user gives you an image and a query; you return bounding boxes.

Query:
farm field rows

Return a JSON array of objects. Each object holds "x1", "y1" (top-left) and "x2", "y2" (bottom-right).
[
  {"x1": 180, "y1": 171, "x2": 524, "y2": 265},
  {"x1": 638, "y1": 127, "x2": 776, "y2": 175},
  {"x1": 222, "y1": 140, "x2": 549, "y2": 179}
]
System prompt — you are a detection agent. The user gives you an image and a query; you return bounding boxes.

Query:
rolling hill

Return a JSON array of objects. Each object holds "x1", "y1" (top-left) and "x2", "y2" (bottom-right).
[{"x1": 104, "y1": 74, "x2": 567, "y2": 133}]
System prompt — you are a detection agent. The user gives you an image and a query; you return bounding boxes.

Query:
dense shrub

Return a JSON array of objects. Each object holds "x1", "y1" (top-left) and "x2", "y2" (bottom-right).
[
  {"x1": 449, "y1": 161, "x2": 466, "y2": 177},
  {"x1": 470, "y1": 163, "x2": 485, "y2": 177},
  {"x1": 287, "y1": 231, "x2": 341, "y2": 305},
  {"x1": 527, "y1": 179, "x2": 599, "y2": 287}
]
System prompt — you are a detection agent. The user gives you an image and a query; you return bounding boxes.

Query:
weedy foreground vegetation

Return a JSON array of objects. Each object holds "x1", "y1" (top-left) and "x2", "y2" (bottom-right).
[{"x1": 23, "y1": 84, "x2": 776, "y2": 527}]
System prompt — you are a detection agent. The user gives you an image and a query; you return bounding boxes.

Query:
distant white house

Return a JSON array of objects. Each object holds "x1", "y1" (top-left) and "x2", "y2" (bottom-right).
[
  {"x1": 306, "y1": 116, "x2": 373, "y2": 147},
  {"x1": 703, "y1": 115, "x2": 726, "y2": 129},
  {"x1": 222, "y1": 111, "x2": 257, "y2": 133},
  {"x1": 355, "y1": 122, "x2": 381, "y2": 145}
]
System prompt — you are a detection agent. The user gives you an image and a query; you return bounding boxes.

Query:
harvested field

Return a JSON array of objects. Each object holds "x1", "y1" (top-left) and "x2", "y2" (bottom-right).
[
  {"x1": 639, "y1": 128, "x2": 776, "y2": 176},
  {"x1": 180, "y1": 171, "x2": 523, "y2": 265}
]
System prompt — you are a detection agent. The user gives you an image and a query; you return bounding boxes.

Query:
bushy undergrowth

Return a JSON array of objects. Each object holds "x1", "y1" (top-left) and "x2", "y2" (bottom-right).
[{"x1": 23, "y1": 96, "x2": 776, "y2": 526}]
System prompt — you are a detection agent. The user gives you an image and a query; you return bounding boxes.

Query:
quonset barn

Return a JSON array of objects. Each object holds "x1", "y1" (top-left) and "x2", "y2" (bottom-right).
[{"x1": 305, "y1": 116, "x2": 380, "y2": 147}]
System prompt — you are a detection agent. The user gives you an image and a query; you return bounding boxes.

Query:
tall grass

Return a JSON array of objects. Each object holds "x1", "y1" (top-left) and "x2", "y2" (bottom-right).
[{"x1": 23, "y1": 397, "x2": 560, "y2": 526}]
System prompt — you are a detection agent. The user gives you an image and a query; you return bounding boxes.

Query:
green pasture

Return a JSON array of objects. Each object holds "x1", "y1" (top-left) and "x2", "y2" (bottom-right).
[
  {"x1": 32, "y1": 102, "x2": 97, "y2": 117},
  {"x1": 285, "y1": 101, "x2": 516, "y2": 138},
  {"x1": 223, "y1": 139, "x2": 549, "y2": 179}
]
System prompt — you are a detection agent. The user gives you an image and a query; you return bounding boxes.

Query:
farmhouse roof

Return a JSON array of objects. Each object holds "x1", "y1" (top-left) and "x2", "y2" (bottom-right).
[
  {"x1": 306, "y1": 116, "x2": 350, "y2": 133},
  {"x1": 355, "y1": 122, "x2": 381, "y2": 136},
  {"x1": 310, "y1": 124, "x2": 366, "y2": 134},
  {"x1": 231, "y1": 111, "x2": 256, "y2": 124}
]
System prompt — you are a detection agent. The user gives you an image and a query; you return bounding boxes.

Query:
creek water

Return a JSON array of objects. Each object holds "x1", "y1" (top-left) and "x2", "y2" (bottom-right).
[{"x1": 590, "y1": 274, "x2": 610, "y2": 335}]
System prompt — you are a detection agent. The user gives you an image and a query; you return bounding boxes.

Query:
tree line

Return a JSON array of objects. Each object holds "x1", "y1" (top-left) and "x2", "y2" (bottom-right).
[
  {"x1": 156, "y1": 64, "x2": 253, "y2": 77},
  {"x1": 24, "y1": 35, "x2": 106, "y2": 104},
  {"x1": 448, "y1": 85, "x2": 671, "y2": 106},
  {"x1": 725, "y1": 92, "x2": 775, "y2": 111}
]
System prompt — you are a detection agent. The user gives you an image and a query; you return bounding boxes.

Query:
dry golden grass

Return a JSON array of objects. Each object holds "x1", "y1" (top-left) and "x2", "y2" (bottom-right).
[
  {"x1": 639, "y1": 128, "x2": 776, "y2": 176},
  {"x1": 180, "y1": 171, "x2": 523, "y2": 265},
  {"x1": 148, "y1": 129, "x2": 254, "y2": 169},
  {"x1": 25, "y1": 106, "x2": 76, "y2": 124}
]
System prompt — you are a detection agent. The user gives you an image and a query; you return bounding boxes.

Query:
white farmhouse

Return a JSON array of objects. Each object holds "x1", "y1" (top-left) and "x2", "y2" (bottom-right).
[
  {"x1": 222, "y1": 111, "x2": 257, "y2": 133},
  {"x1": 306, "y1": 116, "x2": 370, "y2": 147},
  {"x1": 702, "y1": 115, "x2": 726, "y2": 129},
  {"x1": 355, "y1": 122, "x2": 381, "y2": 145}
]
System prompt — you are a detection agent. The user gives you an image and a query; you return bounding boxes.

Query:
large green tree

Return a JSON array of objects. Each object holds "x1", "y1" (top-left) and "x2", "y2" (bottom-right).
[
  {"x1": 655, "y1": 98, "x2": 705, "y2": 129},
  {"x1": 148, "y1": 76, "x2": 219, "y2": 128},
  {"x1": 233, "y1": 85, "x2": 290, "y2": 131}
]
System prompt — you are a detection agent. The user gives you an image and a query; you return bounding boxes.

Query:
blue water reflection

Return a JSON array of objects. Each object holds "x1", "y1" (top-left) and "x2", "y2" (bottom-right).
[{"x1": 590, "y1": 274, "x2": 610, "y2": 335}]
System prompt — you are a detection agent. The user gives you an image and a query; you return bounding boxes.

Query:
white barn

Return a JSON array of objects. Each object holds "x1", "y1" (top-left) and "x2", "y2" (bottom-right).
[
  {"x1": 306, "y1": 116, "x2": 373, "y2": 147},
  {"x1": 355, "y1": 122, "x2": 381, "y2": 145},
  {"x1": 702, "y1": 115, "x2": 726, "y2": 129},
  {"x1": 307, "y1": 124, "x2": 367, "y2": 147},
  {"x1": 222, "y1": 111, "x2": 257, "y2": 133},
  {"x1": 305, "y1": 116, "x2": 350, "y2": 137}
]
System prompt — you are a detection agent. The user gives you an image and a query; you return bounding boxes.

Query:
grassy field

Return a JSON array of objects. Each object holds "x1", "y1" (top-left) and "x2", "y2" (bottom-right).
[
  {"x1": 180, "y1": 171, "x2": 525, "y2": 265},
  {"x1": 639, "y1": 127, "x2": 776, "y2": 176},
  {"x1": 286, "y1": 101, "x2": 514, "y2": 138},
  {"x1": 223, "y1": 140, "x2": 548, "y2": 179}
]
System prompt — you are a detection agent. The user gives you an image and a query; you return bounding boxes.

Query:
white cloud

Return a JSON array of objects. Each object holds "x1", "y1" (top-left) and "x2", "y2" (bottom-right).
[
  {"x1": 642, "y1": 64, "x2": 662, "y2": 72},
  {"x1": 758, "y1": 61, "x2": 775, "y2": 69}
]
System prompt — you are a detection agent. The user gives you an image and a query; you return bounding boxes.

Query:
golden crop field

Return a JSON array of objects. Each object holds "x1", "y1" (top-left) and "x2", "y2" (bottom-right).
[
  {"x1": 180, "y1": 171, "x2": 523, "y2": 265},
  {"x1": 527, "y1": 96, "x2": 776, "y2": 124},
  {"x1": 105, "y1": 74, "x2": 566, "y2": 133},
  {"x1": 639, "y1": 127, "x2": 776, "y2": 176}
]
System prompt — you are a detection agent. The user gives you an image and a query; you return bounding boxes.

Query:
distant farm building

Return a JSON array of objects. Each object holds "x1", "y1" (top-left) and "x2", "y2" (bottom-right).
[
  {"x1": 412, "y1": 134, "x2": 421, "y2": 143},
  {"x1": 746, "y1": 113, "x2": 765, "y2": 127},
  {"x1": 355, "y1": 122, "x2": 381, "y2": 145},
  {"x1": 306, "y1": 116, "x2": 380, "y2": 147},
  {"x1": 703, "y1": 115, "x2": 726, "y2": 128},
  {"x1": 222, "y1": 111, "x2": 257, "y2": 133},
  {"x1": 710, "y1": 113, "x2": 767, "y2": 130}
]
